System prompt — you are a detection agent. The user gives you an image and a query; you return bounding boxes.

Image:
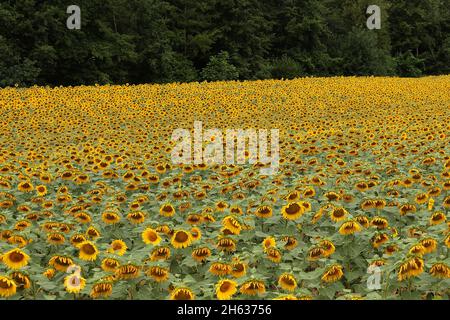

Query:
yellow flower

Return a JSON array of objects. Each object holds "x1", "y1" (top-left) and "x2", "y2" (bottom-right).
[
  {"x1": 171, "y1": 230, "x2": 192, "y2": 249},
  {"x1": 142, "y1": 228, "x2": 161, "y2": 245},
  {"x1": 108, "y1": 240, "x2": 127, "y2": 256},
  {"x1": 78, "y1": 241, "x2": 99, "y2": 261},
  {"x1": 0, "y1": 276, "x2": 16, "y2": 298},
  {"x1": 1, "y1": 248, "x2": 30, "y2": 270},
  {"x1": 278, "y1": 273, "x2": 297, "y2": 291},
  {"x1": 64, "y1": 274, "x2": 86, "y2": 294},
  {"x1": 216, "y1": 279, "x2": 237, "y2": 300}
]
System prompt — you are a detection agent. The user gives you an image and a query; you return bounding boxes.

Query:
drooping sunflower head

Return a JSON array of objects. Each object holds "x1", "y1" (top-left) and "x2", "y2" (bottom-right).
[
  {"x1": 429, "y1": 211, "x2": 446, "y2": 225},
  {"x1": 170, "y1": 287, "x2": 194, "y2": 300},
  {"x1": 239, "y1": 280, "x2": 265, "y2": 296},
  {"x1": 159, "y1": 203, "x2": 175, "y2": 217},
  {"x1": 262, "y1": 236, "x2": 276, "y2": 252},
  {"x1": 321, "y1": 264, "x2": 344, "y2": 283},
  {"x1": 101, "y1": 257, "x2": 120, "y2": 272},
  {"x1": 101, "y1": 211, "x2": 121, "y2": 225},
  {"x1": 429, "y1": 263, "x2": 450, "y2": 279},
  {"x1": 150, "y1": 246, "x2": 171, "y2": 261},
  {"x1": 191, "y1": 247, "x2": 211, "y2": 263},
  {"x1": 49, "y1": 255, "x2": 74, "y2": 272},
  {"x1": 370, "y1": 216, "x2": 389, "y2": 229},
  {"x1": 0, "y1": 276, "x2": 17, "y2": 298},
  {"x1": 282, "y1": 236, "x2": 298, "y2": 250},
  {"x1": 255, "y1": 205, "x2": 273, "y2": 218},
  {"x1": 115, "y1": 264, "x2": 140, "y2": 280},
  {"x1": 10, "y1": 271, "x2": 31, "y2": 289},
  {"x1": 222, "y1": 216, "x2": 242, "y2": 235},
  {"x1": 209, "y1": 262, "x2": 232, "y2": 276},
  {"x1": 266, "y1": 247, "x2": 282, "y2": 263},
  {"x1": 278, "y1": 273, "x2": 297, "y2": 292},
  {"x1": 127, "y1": 211, "x2": 146, "y2": 224},
  {"x1": 320, "y1": 239, "x2": 335, "y2": 257},
  {"x1": 90, "y1": 282, "x2": 113, "y2": 299},
  {"x1": 147, "y1": 266, "x2": 170, "y2": 282},
  {"x1": 330, "y1": 207, "x2": 347, "y2": 222},
  {"x1": 420, "y1": 238, "x2": 437, "y2": 254},
  {"x1": 338, "y1": 220, "x2": 362, "y2": 235}
]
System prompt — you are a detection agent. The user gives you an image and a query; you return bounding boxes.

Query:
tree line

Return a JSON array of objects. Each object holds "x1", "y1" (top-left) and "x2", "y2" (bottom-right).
[{"x1": 0, "y1": 0, "x2": 449, "y2": 87}]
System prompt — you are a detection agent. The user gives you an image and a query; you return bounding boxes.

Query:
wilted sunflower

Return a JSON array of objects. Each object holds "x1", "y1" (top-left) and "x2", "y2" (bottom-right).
[
  {"x1": 142, "y1": 228, "x2": 161, "y2": 245},
  {"x1": 420, "y1": 238, "x2": 437, "y2": 254},
  {"x1": 70, "y1": 234, "x2": 87, "y2": 247},
  {"x1": 398, "y1": 257, "x2": 424, "y2": 281},
  {"x1": 429, "y1": 211, "x2": 446, "y2": 225},
  {"x1": 47, "y1": 232, "x2": 65, "y2": 245},
  {"x1": 101, "y1": 258, "x2": 120, "y2": 272},
  {"x1": 127, "y1": 211, "x2": 146, "y2": 224},
  {"x1": 338, "y1": 220, "x2": 362, "y2": 235},
  {"x1": 429, "y1": 263, "x2": 450, "y2": 279},
  {"x1": 239, "y1": 280, "x2": 265, "y2": 296},
  {"x1": 86, "y1": 226, "x2": 101, "y2": 239},
  {"x1": 150, "y1": 246, "x2": 171, "y2": 261},
  {"x1": 231, "y1": 260, "x2": 247, "y2": 278},
  {"x1": 190, "y1": 227, "x2": 202, "y2": 241},
  {"x1": 159, "y1": 203, "x2": 175, "y2": 217},
  {"x1": 222, "y1": 216, "x2": 242, "y2": 234},
  {"x1": 320, "y1": 240, "x2": 335, "y2": 257},
  {"x1": 1, "y1": 248, "x2": 30, "y2": 270},
  {"x1": 147, "y1": 266, "x2": 169, "y2": 282},
  {"x1": 49, "y1": 255, "x2": 74, "y2": 272},
  {"x1": 266, "y1": 247, "x2": 282, "y2": 263},
  {"x1": 192, "y1": 247, "x2": 211, "y2": 263},
  {"x1": 115, "y1": 264, "x2": 140, "y2": 280},
  {"x1": 409, "y1": 244, "x2": 426, "y2": 256},
  {"x1": 171, "y1": 230, "x2": 192, "y2": 249},
  {"x1": 278, "y1": 273, "x2": 297, "y2": 291},
  {"x1": 282, "y1": 236, "x2": 298, "y2": 250},
  {"x1": 372, "y1": 233, "x2": 389, "y2": 249},
  {"x1": 216, "y1": 279, "x2": 237, "y2": 300},
  {"x1": 109, "y1": 239, "x2": 127, "y2": 256},
  {"x1": 10, "y1": 271, "x2": 31, "y2": 289},
  {"x1": 18, "y1": 181, "x2": 33, "y2": 192},
  {"x1": 255, "y1": 205, "x2": 273, "y2": 218},
  {"x1": 78, "y1": 241, "x2": 99, "y2": 261},
  {"x1": 217, "y1": 237, "x2": 236, "y2": 252},
  {"x1": 170, "y1": 287, "x2": 194, "y2": 300},
  {"x1": 101, "y1": 211, "x2": 121, "y2": 225},
  {"x1": 209, "y1": 262, "x2": 232, "y2": 276},
  {"x1": 281, "y1": 202, "x2": 304, "y2": 220},
  {"x1": 0, "y1": 276, "x2": 16, "y2": 298},
  {"x1": 90, "y1": 282, "x2": 113, "y2": 299},
  {"x1": 321, "y1": 265, "x2": 344, "y2": 283},
  {"x1": 371, "y1": 216, "x2": 389, "y2": 229},
  {"x1": 308, "y1": 247, "x2": 325, "y2": 260}
]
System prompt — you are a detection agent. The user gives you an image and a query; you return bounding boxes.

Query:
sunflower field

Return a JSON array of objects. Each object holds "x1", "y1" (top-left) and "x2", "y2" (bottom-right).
[{"x1": 0, "y1": 76, "x2": 449, "y2": 300}]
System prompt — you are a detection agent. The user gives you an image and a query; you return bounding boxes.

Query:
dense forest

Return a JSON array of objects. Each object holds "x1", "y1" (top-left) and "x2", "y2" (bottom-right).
[{"x1": 0, "y1": 0, "x2": 449, "y2": 87}]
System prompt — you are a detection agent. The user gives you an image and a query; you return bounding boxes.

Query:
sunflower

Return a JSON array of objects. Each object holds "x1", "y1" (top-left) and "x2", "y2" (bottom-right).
[
  {"x1": 43, "y1": 268, "x2": 55, "y2": 279},
  {"x1": 281, "y1": 202, "x2": 304, "y2": 220},
  {"x1": 90, "y1": 282, "x2": 113, "y2": 299},
  {"x1": 78, "y1": 241, "x2": 99, "y2": 261},
  {"x1": 86, "y1": 226, "x2": 101, "y2": 239},
  {"x1": 192, "y1": 247, "x2": 211, "y2": 263},
  {"x1": 338, "y1": 220, "x2": 362, "y2": 235},
  {"x1": 0, "y1": 276, "x2": 16, "y2": 298},
  {"x1": 320, "y1": 240, "x2": 335, "y2": 257},
  {"x1": 420, "y1": 238, "x2": 437, "y2": 254},
  {"x1": 115, "y1": 264, "x2": 140, "y2": 280},
  {"x1": 266, "y1": 247, "x2": 282, "y2": 263},
  {"x1": 372, "y1": 233, "x2": 389, "y2": 249},
  {"x1": 70, "y1": 234, "x2": 87, "y2": 247},
  {"x1": 282, "y1": 236, "x2": 298, "y2": 250},
  {"x1": 127, "y1": 211, "x2": 146, "y2": 224},
  {"x1": 308, "y1": 247, "x2": 325, "y2": 260},
  {"x1": 371, "y1": 216, "x2": 389, "y2": 229},
  {"x1": 18, "y1": 181, "x2": 33, "y2": 192},
  {"x1": 35, "y1": 185, "x2": 47, "y2": 196},
  {"x1": 101, "y1": 211, "x2": 121, "y2": 225},
  {"x1": 170, "y1": 287, "x2": 195, "y2": 300},
  {"x1": 239, "y1": 280, "x2": 265, "y2": 296},
  {"x1": 255, "y1": 205, "x2": 273, "y2": 218},
  {"x1": 150, "y1": 246, "x2": 171, "y2": 261},
  {"x1": 171, "y1": 230, "x2": 192, "y2": 249},
  {"x1": 159, "y1": 203, "x2": 175, "y2": 217},
  {"x1": 75, "y1": 212, "x2": 91, "y2": 224},
  {"x1": 64, "y1": 274, "x2": 86, "y2": 294},
  {"x1": 430, "y1": 211, "x2": 446, "y2": 225},
  {"x1": 409, "y1": 244, "x2": 426, "y2": 256},
  {"x1": 109, "y1": 239, "x2": 127, "y2": 256},
  {"x1": 147, "y1": 266, "x2": 169, "y2": 282},
  {"x1": 231, "y1": 261, "x2": 246, "y2": 278},
  {"x1": 142, "y1": 228, "x2": 161, "y2": 245},
  {"x1": 445, "y1": 234, "x2": 450, "y2": 248},
  {"x1": 330, "y1": 207, "x2": 347, "y2": 222},
  {"x1": 429, "y1": 263, "x2": 450, "y2": 279},
  {"x1": 321, "y1": 265, "x2": 344, "y2": 283},
  {"x1": 278, "y1": 273, "x2": 297, "y2": 291},
  {"x1": 186, "y1": 214, "x2": 203, "y2": 225},
  {"x1": 216, "y1": 279, "x2": 237, "y2": 300},
  {"x1": 262, "y1": 236, "x2": 276, "y2": 252},
  {"x1": 209, "y1": 262, "x2": 232, "y2": 276},
  {"x1": 399, "y1": 204, "x2": 416, "y2": 216},
  {"x1": 356, "y1": 215, "x2": 370, "y2": 228},
  {"x1": 2, "y1": 248, "x2": 30, "y2": 270},
  {"x1": 10, "y1": 271, "x2": 31, "y2": 289},
  {"x1": 46, "y1": 232, "x2": 65, "y2": 245},
  {"x1": 398, "y1": 257, "x2": 424, "y2": 281},
  {"x1": 101, "y1": 258, "x2": 120, "y2": 272},
  {"x1": 49, "y1": 255, "x2": 74, "y2": 272},
  {"x1": 222, "y1": 216, "x2": 242, "y2": 234}
]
